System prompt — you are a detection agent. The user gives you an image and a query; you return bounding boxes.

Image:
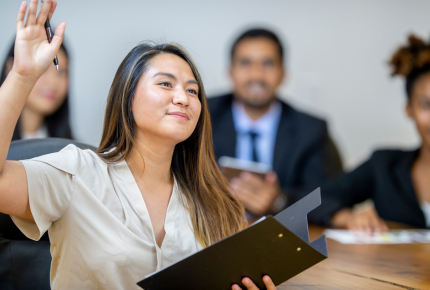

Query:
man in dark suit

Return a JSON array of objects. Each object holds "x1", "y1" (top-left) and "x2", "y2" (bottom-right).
[{"x1": 208, "y1": 28, "x2": 343, "y2": 218}]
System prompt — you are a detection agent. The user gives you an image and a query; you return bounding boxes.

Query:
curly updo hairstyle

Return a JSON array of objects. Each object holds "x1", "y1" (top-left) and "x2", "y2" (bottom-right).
[{"x1": 389, "y1": 34, "x2": 430, "y2": 100}]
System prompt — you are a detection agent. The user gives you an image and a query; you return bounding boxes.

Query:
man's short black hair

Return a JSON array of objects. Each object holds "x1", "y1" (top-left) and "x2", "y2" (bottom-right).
[{"x1": 230, "y1": 28, "x2": 285, "y2": 63}]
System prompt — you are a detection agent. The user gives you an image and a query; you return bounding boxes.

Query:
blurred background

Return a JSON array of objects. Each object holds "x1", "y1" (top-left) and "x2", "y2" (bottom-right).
[{"x1": 1, "y1": 0, "x2": 429, "y2": 169}]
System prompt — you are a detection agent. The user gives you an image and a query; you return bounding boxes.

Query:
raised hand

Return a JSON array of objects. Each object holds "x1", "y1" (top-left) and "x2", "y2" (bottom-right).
[
  {"x1": 13, "y1": 0, "x2": 65, "y2": 80},
  {"x1": 0, "y1": 0, "x2": 65, "y2": 176}
]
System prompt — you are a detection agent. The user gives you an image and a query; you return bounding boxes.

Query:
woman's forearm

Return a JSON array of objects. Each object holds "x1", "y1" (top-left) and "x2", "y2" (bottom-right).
[
  {"x1": 0, "y1": 0, "x2": 65, "y2": 175},
  {"x1": 0, "y1": 0, "x2": 64, "y2": 220},
  {"x1": 0, "y1": 70, "x2": 37, "y2": 173}
]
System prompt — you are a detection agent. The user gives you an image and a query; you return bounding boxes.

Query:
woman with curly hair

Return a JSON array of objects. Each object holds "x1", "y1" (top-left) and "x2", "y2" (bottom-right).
[{"x1": 310, "y1": 34, "x2": 430, "y2": 232}]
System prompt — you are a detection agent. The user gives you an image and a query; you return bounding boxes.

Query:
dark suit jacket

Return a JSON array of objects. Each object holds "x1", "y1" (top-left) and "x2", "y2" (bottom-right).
[
  {"x1": 208, "y1": 93, "x2": 343, "y2": 205},
  {"x1": 309, "y1": 149, "x2": 428, "y2": 228}
]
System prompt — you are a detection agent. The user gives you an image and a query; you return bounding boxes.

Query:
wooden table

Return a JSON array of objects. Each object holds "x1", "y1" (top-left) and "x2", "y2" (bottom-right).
[{"x1": 278, "y1": 224, "x2": 430, "y2": 290}]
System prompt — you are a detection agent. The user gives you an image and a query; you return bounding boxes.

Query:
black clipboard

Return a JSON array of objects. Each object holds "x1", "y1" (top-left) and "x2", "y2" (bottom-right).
[{"x1": 137, "y1": 188, "x2": 328, "y2": 290}]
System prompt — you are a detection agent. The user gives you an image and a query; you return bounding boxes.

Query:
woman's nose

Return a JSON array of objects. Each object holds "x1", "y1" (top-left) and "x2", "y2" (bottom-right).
[{"x1": 173, "y1": 89, "x2": 189, "y2": 107}]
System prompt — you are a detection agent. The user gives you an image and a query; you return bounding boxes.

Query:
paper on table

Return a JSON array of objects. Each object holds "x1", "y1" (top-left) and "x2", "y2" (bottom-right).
[{"x1": 324, "y1": 229, "x2": 430, "y2": 244}]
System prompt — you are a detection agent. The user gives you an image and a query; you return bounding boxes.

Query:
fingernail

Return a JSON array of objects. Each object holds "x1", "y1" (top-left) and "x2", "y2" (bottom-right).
[
  {"x1": 263, "y1": 276, "x2": 270, "y2": 282},
  {"x1": 243, "y1": 278, "x2": 250, "y2": 285}
]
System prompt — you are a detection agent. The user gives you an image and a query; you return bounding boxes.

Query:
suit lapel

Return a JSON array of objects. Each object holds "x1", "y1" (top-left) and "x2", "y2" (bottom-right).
[
  {"x1": 212, "y1": 95, "x2": 236, "y2": 159},
  {"x1": 272, "y1": 103, "x2": 296, "y2": 184},
  {"x1": 394, "y1": 149, "x2": 426, "y2": 224}
]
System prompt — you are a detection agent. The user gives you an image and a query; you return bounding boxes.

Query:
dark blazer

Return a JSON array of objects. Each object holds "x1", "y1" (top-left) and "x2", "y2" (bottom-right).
[
  {"x1": 308, "y1": 149, "x2": 428, "y2": 228},
  {"x1": 208, "y1": 93, "x2": 343, "y2": 205}
]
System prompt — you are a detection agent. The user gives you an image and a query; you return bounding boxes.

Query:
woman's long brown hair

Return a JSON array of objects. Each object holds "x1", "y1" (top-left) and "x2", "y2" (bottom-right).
[{"x1": 97, "y1": 42, "x2": 247, "y2": 247}]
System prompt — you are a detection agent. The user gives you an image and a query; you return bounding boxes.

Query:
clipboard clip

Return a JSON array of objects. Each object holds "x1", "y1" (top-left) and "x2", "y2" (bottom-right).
[{"x1": 274, "y1": 188, "x2": 328, "y2": 257}]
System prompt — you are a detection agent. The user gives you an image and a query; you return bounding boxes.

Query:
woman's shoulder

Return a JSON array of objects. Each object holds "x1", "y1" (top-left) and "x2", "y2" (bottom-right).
[{"x1": 29, "y1": 144, "x2": 107, "y2": 176}]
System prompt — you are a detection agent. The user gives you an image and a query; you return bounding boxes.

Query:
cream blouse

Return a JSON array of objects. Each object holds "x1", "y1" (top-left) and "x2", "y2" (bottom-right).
[{"x1": 11, "y1": 144, "x2": 203, "y2": 290}]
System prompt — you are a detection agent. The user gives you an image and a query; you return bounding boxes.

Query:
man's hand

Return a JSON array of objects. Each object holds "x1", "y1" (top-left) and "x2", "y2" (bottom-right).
[{"x1": 230, "y1": 171, "x2": 281, "y2": 216}]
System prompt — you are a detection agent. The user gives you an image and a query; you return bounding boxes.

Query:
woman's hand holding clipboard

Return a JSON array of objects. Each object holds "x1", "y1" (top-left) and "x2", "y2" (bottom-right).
[{"x1": 232, "y1": 275, "x2": 277, "y2": 290}]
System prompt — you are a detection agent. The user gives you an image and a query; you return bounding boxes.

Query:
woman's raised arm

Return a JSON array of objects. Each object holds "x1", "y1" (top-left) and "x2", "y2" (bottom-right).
[{"x1": 0, "y1": 0, "x2": 65, "y2": 220}]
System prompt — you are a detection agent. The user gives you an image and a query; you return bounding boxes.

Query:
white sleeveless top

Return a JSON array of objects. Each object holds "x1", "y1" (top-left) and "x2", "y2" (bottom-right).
[
  {"x1": 11, "y1": 144, "x2": 203, "y2": 290},
  {"x1": 420, "y1": 200, "x2": 430, "y2": 228}
]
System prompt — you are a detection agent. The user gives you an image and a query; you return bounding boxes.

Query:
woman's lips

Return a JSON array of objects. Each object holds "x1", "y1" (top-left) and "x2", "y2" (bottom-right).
[
  {"x1": 168, "y1": 111, "x2": 190, "y2": 121},
  {"x1": 42, "y1": 91, "x2": 57, "y2": 101}
]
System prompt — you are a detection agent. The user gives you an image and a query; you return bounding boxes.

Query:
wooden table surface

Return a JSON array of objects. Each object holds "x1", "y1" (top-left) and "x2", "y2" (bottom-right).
[{"x1": 278, "y1": 224, "x2": 430, "y2": 290}]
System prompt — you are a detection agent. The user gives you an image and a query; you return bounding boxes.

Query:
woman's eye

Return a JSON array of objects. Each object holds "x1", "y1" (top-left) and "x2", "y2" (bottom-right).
[
  {"x1": 159, "y1": 82, "x2": 172, "y2": 87},
  {"x1": 187, "y1": 89, "x2": 198, "y2": 95},
  {"x1": 420, "y1": 102, "x2": 430, "y2": 109}
]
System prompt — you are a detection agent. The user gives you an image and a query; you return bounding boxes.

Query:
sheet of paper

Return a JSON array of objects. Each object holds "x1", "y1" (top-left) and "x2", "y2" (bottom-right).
[{"x1": 324, "y1": 229, "x2": 430, "y2": 244}]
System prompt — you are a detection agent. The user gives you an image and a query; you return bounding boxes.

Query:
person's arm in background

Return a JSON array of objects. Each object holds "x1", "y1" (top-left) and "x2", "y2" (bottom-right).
[
  {"x1": 307, "y1": 156, "x2": 388, "y2": 233},
  {"x1": 230, "y1": 123, "x2": 339, "y2": 217},
  {"x1": 285, "y1": 122, "x2": 342, "y2": 204},
  {"x1": 0, "y1": 0, "x2": 65, "y2": 220},
  {"x1": 230, "y1": 171, "x2": 281, "y2": 217},
  {"x1": 230, "y1": 119, "x2": 334, "y2": 217}
]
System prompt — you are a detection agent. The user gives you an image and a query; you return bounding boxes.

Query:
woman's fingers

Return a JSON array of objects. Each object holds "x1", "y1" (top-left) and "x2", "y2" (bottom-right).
[
  {"x1": 361, "y1": 215, "x2": 372, "y2": 233},
  {"x1": 379, "y1": 220, "x2": 388, "y2": 231},
  {"x1": 347, "y1": 207, "x2": 387, "y2": 235},
  {"x1": 360, "y1": 215, "x2": 371, "y2": 233},
  {"x1": 368, "y1": 213, "x2": 380, "y2": 231},
  {"x1": 25, "y1": 0, "x2": 39, "y2": 27},
  {"x1": 16, "y1": 1, "x2": 27, "y2": 30},
  {"x1": 51, "y1": 22, "x2": 66, "y2": 52},
  {"x1": 36, "y1": 0, "x2": 52, "y2": 25},
  {"x1": 231, "y1": 276, "x2": 277, "y2": 290},
  {"x1": 241, "y1": 278, "x2": 260, "y2": 290},
  {"x1": 262, "y1": 275, "x2": 277, "y2": 290},
  {"x1": 48, "y1": 0, "x2": 57, "y2": 21},
  {"x1": 348, "y1": 213, "x2": 365, "y2": 231},
  {"x1": 372, "y1": 215, "x2": 388, "y2": 232}
]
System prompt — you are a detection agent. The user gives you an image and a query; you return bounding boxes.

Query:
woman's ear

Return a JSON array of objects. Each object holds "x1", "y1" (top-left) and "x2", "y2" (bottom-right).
[
  {"x1": 5, "y1": 57, "x2": 14, "y2": 75},
  {"x1": 405, "y1": 101, "x2": 414, "y2": 119}
]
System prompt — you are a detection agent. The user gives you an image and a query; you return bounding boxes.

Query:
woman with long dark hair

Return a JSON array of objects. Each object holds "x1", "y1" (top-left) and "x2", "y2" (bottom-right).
[
  {"x1": 0, "y1": 1, "x2": 276, "y2": 289},
  {"x1": 310, "y1": 34, "x2": 430, "y2": 232},
  {"x1": 0, "y1": 32, "x2": 72, "y2": 140}
]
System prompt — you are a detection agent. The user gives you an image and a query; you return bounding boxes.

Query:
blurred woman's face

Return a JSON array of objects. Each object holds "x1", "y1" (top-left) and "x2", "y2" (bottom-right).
[
  {"x1": 407, "y1": 72, "x2": 430, "y2": 148},
  {"x1": 25, "y1": 48, "x2": 69, "y2": 116},
  {"x1": 131, "y1": 53, "x2": 201, "y2": 146}
]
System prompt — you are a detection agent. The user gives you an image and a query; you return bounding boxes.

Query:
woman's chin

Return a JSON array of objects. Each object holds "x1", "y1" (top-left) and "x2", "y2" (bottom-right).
[
  {"x1": 29, "y1": 103, "x2": 62, "y2": 116},
  {"x1": 164, "y1": 131, "x2": 194, "y2": 145}
]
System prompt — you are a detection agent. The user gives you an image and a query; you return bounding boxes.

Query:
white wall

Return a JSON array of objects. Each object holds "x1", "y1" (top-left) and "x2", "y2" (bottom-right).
[{"x1": 1, "y1": 0, "x2": 428, "y2": 169}]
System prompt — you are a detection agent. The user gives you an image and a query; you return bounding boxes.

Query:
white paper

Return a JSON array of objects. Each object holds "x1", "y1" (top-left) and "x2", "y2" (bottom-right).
[{"x1": 324, "y1": 229, "x2": 430, "y2": 244}]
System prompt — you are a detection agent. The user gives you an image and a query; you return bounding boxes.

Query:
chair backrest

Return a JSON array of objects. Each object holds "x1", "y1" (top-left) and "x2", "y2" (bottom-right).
[
  {"x1": 6, "y1": 138, "x2": 97, "y2": 161},
  {"x1": 0, "y1": 138, "x2": 97, "y2": 290}
]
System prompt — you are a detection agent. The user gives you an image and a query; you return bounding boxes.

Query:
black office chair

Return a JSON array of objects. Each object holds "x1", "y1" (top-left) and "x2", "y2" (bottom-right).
[{"x1": 0, "y1": 138, "x2": 97, "y2": 290}]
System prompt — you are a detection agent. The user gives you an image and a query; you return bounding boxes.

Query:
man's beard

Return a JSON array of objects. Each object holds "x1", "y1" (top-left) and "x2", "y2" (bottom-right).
[
  {"x1": 239, "y1": 97, "x2": 274, "y2": 110},
  {"x1": 236, "y1": 81, "x2": 275, "y2": 109}
]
